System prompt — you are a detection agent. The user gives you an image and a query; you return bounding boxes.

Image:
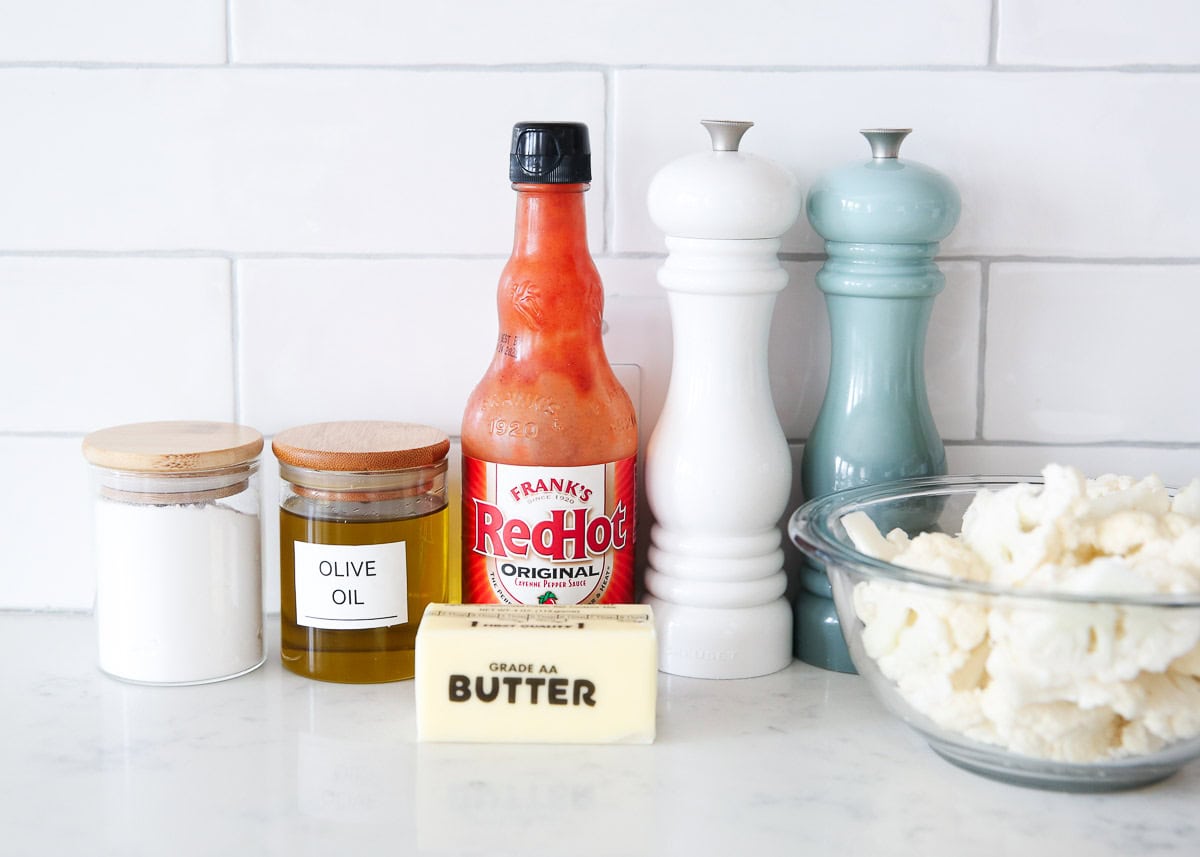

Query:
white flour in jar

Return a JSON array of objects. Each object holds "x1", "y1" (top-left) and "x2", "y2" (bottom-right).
[{"x1": 94, "y1": 497, "x2": 263, "y2": 684}]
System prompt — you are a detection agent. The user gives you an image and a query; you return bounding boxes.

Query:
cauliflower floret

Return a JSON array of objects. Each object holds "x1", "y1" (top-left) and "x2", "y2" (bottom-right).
[
  {"x1": 986, "y1": 592, "x2": 1200, "y2": 690},
  {"x1": 1081, "y1": 473, "x2": 1171, "y2": 521},
  {"x1": 960, "y1": 481, "x2": 1061, "y2": 586},
  {"x1": 980, "y1": 699, "x2": 1123, "y2": 763},
  {"x1": 1019, "y1": 464, "x2": 1090, "y2": 525},
  {"x1": 1089, "y1": 472, "x2": 1138, "y2": 497},
  {"x1": 855, "y1": 582, "x2": 988, "y2": 669},
  {"x1": 1142, "y1": 673, "x2": 1199, "y2": 734},
  {"x1": 902, "y1": 643, "x2": 990, "y2": 735},
  {"x1": 1081, "y1": 671, "x2": 1200, "y2": 747},
  {"x1": 842, "y1": 510, "x2": 989, "y2": 582},
  {"x1": 1092, "y1": 510, "x2": 1168, "y2": 557},
  {"x1": 1171, "y1": 479, "x2": 1200, "y2": 519},
  {"x1": 853, "y1": 580, "x2": 989, "y2": 734},
  {"x1": 1169, "y1": 642, "x2": 1200, "y2": 678},
  {"x1": 847, "y1": 513, "x2": 992, "y2": 733},
  {"x1": 892, "y1": 532, "x2": 991, "y2": 583},
  {"x1": 841, "y1": 511, "x2": 903, "y2": 562},
  {"x1": 1116, "y1": 524, "x2": 1200, "y2": 594}
]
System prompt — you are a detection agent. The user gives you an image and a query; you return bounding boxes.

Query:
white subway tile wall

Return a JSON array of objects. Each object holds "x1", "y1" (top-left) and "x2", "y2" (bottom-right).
[
  {"x1": 229, "y1": 0, "x2": 992, "y2": 66},
  {"x1": 0, "y1": 69, "x2": 604, "y2": 253},
  {"x1": 612, "y1": 71, "x2": 1200, "y2": 257},
  {"x1": 984, "y1": 263, "x2": 1200, "y2": 443},
  {"x1": 0, "y1": 258, "x2": 235, "y2": 433},
  {"x1": 0, "y1": 436, "x2": 94, "y2": 610},
  {"x1": 2, "y1": 1, "x2": 1196, "y2": 610},
  {"x1": 237, "y1": 258, "x2": 500, "y2": 436},
  {"x1": 0, "y1": 1, "x2": 226, "y2": 64},
  {"x1": 997, "y1": 0, "x2": 1200, "y2": 66}
]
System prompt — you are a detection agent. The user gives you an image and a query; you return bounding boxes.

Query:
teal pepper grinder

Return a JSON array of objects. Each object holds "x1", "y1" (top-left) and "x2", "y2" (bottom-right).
[{"x1": 796, "y1": 128, "x2": 961, "y2": 672}]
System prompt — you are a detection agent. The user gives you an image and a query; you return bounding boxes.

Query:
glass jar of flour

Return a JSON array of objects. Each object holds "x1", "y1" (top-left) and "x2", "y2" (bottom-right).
[{"x1": 82, "y1": 421, "x2": 265, "y2": 684}]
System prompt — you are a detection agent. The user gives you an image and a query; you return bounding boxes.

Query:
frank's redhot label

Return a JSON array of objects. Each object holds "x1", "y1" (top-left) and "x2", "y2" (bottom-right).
[{"x1": 462, "y1": 456, "x2": 636, "y2": 605}]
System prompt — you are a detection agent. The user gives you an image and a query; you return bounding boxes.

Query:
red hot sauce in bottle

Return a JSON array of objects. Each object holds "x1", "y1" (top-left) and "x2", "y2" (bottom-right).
[{"x1": 461, "y1": 122, "x2": 637, "y2": 606}]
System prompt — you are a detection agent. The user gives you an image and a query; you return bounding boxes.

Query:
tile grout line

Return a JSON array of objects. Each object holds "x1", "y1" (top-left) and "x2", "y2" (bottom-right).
[
  {"x1": 4, "y1": 250, "x2": 1200, "y2": 265},
  {"x1": 0, "y1": 431, "x2": 88, "y2": 439},
  {"x1": 988, "y1": 0, "x2": 1000, "y2": 66},
  {"x1": 224, "y1": 0, "x2": 234, "y2": 65},
  {"x1": 941, "y1": 440, "x2": 1200, "y2": 450},
  {"x1": 0, "y1": 61, "x2": 1199, "y2": 73},
  {"x1": 229, "y1": 257, "x2": 243, "y2": 424},
  {"x1": 603, "y1": 68, "x2": 614, "y2": 255},
  {"x1": 3, "y1": 425, "x2": 1197, "y2": 450},
  {"x1": 0, "y1": 250, "x2": 512, "y2": 261},
  {"x1": 976, "y1": 260, "x2": 991, "y2": 440},
  {"x1": 782, "y1": 438, "x2": 1200, "y2": 450}
]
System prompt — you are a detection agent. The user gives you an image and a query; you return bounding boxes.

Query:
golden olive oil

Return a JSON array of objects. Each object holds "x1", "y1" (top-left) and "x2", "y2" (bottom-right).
[{"x1": 279, "y1": 503, "x2": 449, "y2": 683}]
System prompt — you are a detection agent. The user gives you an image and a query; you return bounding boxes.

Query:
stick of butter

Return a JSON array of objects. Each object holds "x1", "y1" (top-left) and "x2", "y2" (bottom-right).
[{"x1": 415, "y1": 603, "x2": 657, "y2": 744}]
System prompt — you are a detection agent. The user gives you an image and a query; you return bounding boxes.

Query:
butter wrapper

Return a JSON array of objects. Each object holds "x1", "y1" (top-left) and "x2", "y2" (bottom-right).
[{"x1": 415, "y1": 603, "x2": 657, "y2": 744}]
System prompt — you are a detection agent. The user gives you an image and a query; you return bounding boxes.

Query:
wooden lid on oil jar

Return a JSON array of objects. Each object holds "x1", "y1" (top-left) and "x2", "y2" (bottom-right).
[
  {"x1": 272, "y1": 421, "x2": 449, "y2": 472},
  {"x1": 273, "y1": 422, "x2": 450, "y2": 501}
]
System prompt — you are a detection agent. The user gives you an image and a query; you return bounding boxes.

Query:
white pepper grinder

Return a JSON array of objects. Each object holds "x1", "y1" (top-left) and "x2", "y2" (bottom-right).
[{"x1": 642, "y1": 120, "x2": 802, "y2": 678}]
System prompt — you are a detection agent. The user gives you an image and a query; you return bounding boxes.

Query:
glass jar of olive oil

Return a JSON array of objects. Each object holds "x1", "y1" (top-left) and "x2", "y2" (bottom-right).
[{"x1": 273, "y1": 421, "x2": 450, "y2": 683}]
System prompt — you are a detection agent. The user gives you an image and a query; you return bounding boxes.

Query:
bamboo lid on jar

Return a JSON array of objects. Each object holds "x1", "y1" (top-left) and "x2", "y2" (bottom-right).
[
  {"x1": 272, "y1": 421, "x2": 449, "y2": 473},
  {"x1": 82, "y1": 421, "x2": 264, "y2": 473}
]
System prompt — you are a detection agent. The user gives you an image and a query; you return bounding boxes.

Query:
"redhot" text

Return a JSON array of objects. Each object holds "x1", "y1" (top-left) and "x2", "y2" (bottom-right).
[{"x1": 472, "y1": 501, "x2": 630, "y2": 562}]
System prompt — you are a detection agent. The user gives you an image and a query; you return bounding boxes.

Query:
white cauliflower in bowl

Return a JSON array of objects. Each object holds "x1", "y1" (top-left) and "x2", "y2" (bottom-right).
[{"x1": 844, "y1": 465, "x2": 1200, "y2": 763}]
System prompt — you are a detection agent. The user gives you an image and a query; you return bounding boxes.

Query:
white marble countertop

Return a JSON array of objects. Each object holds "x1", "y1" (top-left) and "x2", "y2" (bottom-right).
[{"x1": 4, "y1": 613, "x2": 1198, "y2": 856}]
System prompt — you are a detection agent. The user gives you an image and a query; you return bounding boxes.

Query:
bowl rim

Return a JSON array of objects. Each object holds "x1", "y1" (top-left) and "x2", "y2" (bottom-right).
[{"x1": 789, "y1": 474, "x2": 1200, "y2": 608}]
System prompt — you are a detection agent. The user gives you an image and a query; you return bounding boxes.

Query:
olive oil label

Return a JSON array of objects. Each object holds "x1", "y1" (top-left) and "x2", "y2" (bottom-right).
[
  {"x1": 293, "y1": 540, "x2": 409, "y2": 629},
  {"x1": 462, "y1": 456, "x2": 636, "y2": 605}
]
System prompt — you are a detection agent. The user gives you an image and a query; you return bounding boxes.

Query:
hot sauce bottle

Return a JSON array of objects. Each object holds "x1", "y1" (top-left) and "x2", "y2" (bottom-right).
[{"x1": 461, "y1": 121, "x2": 637, "y2": 606}]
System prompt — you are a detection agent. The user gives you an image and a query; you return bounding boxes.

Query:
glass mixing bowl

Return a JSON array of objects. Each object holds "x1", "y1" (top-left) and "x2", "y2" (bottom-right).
[{"x1": 789, "y1": 475, "x2": 1200, "y2": 791}]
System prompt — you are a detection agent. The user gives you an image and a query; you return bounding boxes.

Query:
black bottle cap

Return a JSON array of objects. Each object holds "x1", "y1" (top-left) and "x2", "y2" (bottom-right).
[{"x1": 509, "y1": 122, "x2": 591, "y2": 184}]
